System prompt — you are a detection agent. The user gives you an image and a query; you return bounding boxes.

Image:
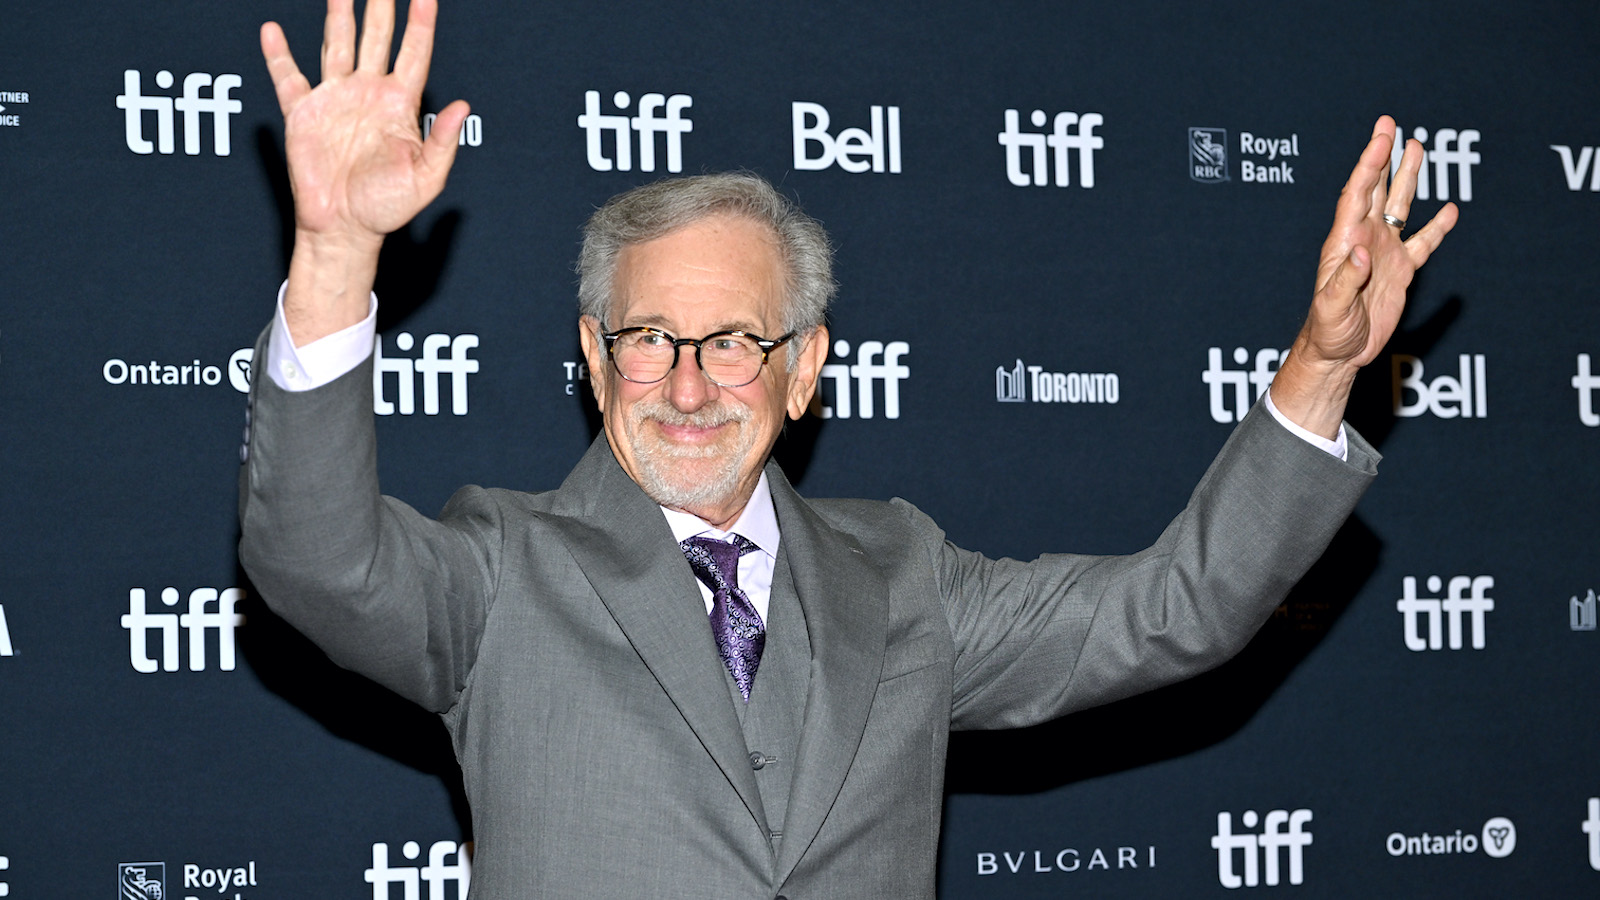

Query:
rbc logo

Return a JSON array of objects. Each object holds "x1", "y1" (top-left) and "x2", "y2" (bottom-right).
[
  {"x1": 1397, "y1": 575, "x2": 1494, "y2": 652},
  {"x1": 118, "y1": 862, "x2": 166, "y2": 900},
  {"x1": 810, "y1": 339, "x2": 909, "y2": 419},
  {"x1": 577, "y1": 90, "x2": 692, "y2": 173},
  {"x1": 1203, "y1": 347, "x2": 1287, "y2": 423},
  {"x1": 792, "y1": 102, "x2": 901, "y2": 173},
  {"x1": 116, "y1": 69, "x2": 241, "y2": 156},
  {"x1": 998, "y1": 108, "x2": 1103, "y2": 188},
  {"x1": 1391, "y1": 125, "x2": 1480, "y2": 201},
  {"x1": 1392, "y1": 353, "x2": 1487, "y2": 419},
  {"x1": 1211, "y1": 809, "x2": 1313, "y2": 888},
  {"x1": 121, "y1": 587, "x2": 246, "y2": 674},
  {"x1": 1190, "y1": 127, "x2": 1229, "y2": 183},
  {"x1": 366, "y1": 841, "x2": 471, "y2": 900}
]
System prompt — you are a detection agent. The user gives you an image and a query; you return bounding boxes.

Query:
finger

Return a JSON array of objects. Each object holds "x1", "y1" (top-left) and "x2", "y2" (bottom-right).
[
  {"x1": 420, "y1": 98, "x2": 471, "y2": 182},
  {"x1": 357, "y1": 0, "x2": 397, "y2": 74},
  {"x1": 321, "y1": 0, "x2": 357, "y2": 80},
  {"x1": 261, "y1": 23, "x2": 312, "y2": 114},
  {"x1": 1403, "y1": 202, "x2": 1460, "y2": 268},
  {"x1": 393, "y1": 0, "x2": 439, "y2": 92},
  {"x1": 1332, "y1": 124, "x2": 1394, "y2": 234},
  {"x1": 1367, "y1": 117, "x2": 1395, "y2": 216},
  {"x1": 1385, "y1": 138, "x2": 1424, "y2": 227}
]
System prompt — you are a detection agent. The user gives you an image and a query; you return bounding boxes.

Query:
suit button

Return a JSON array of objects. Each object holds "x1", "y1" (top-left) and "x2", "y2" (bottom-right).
[{"x1": 749, "y1": 751, "x2": 771, "y2": 770}]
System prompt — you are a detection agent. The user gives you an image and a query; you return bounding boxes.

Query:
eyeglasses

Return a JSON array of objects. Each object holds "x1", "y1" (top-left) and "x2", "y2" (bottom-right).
[{"x1": 600, "y1": 326, "x2": 795, "y2": 388}]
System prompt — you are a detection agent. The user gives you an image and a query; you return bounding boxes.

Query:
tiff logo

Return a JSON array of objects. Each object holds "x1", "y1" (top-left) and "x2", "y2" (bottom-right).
[
  {"x1": 811, "y1": 339, "x2": 909, "y2": 419},
  {"x1": 121, "y1": 587, "x2": 246, "y2": 673},
  {"x1": 1584, "y1": 798, "x2": 1600, "y2": 871},
  {"x1": 374, "y1": 333, "x2": 479, "y2": 416},
  {"x1": 1391, "y1": 125, "x2": 1480, "y2": 202},
  {"x1": 998, "y1": 108, "x2": 1103, "y2": 188},
  {"x1": 577, "y1": 90, "x2": 692, "y2": 173},
  {"x1": 1212, "y1": 809, "x2": 1313, "y2": 888},
  {"x1": 1398, "y1": 575, "x2": 1494, "y2": 651},
  {"x1": 1393, "y1": 353, "x2": 1487, "y2": 419},
  {"x1": 366, "y1": 840, "x2": 471, "y2": 900},
  {"x1": 1, "y1": 853, "x2": 7, "y2": 898},
  {"x1": 116, "y1": 69, "x2": 241, "y2": 156},
  {"x1": 1575, "y1": 354, "x2": 1600, "y2": 426},
  {"x1": 1203, "y1": 347, "x2": 1287, "y2": 423},
  {"x1": 1573, "y1": 589, "x2": 1597, "y2": 631},
  {"x1": 0, "y1": 604, "x2": 12, "y2": 657},
  {"x1": 1551, "y1": 145, "x2": 1600, "y2": 192},
  {"x1": 793, "y1": 102, "x2": 901, "y2": 173}
]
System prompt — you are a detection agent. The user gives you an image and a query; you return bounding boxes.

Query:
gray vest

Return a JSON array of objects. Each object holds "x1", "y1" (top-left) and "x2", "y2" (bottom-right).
[{"x1": 726, "y1": 550, "x2": 811, "y2": 860}]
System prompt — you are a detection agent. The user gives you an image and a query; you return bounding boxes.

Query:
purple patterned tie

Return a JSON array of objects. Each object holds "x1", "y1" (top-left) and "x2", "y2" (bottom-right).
[{"x1": 681, "y1": 534, "x2": 764, "y2": 701}]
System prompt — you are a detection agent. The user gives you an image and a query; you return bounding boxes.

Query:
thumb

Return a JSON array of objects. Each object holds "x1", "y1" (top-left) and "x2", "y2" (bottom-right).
[
  {"x1": 421, "y1": 99, "x2": 471, "y2": 179},
  {"x1": 1320, "y1": 244, "x2": 1370, "y2": 314}
]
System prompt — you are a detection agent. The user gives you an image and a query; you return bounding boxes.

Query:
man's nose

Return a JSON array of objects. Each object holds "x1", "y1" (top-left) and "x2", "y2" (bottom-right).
[{"x1": 665, "y1": 351, "x2": 719, "y2": 412}]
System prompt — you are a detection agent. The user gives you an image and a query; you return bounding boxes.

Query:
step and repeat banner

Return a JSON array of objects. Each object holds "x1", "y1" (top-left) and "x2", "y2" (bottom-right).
[{"x1": 2, "y1": 0, "x2": 1597, "y2": 896}]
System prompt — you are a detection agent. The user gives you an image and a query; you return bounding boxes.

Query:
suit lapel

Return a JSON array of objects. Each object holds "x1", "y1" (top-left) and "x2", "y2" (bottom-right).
[
  {"x1": 556, "y1": 438, "x2": 769, "y2": 832},
  {"x1": 766, "y1": 464, "x2": 890, "y2": 881}
]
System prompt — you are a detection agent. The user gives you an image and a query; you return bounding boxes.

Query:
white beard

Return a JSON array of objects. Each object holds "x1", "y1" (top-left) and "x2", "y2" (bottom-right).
[{"x1": 626, "y1": 396, "x2": 758, "y2": 512}]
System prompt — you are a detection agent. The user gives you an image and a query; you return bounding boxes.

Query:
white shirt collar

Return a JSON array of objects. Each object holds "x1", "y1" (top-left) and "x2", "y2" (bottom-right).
[{"x1": 659, "y1": 470, "x2": 780, "y2": 559}]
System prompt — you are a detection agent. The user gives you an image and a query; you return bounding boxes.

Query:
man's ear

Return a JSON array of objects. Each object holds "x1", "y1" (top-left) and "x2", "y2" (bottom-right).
[
  {"x1": 578, "y1": 315, "x2": 608, "y2": 408},
  {"x1": 785, "y1": 325, "x2": 830, "y2": 420}
]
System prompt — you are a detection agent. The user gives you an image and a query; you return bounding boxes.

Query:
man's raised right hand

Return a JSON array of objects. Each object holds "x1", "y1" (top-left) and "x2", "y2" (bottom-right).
[{"x1": 262, "y1": 0, "x2": 468, "y2": 344}]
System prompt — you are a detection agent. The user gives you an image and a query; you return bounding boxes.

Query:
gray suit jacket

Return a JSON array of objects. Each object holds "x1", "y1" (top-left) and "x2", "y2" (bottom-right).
[{"x1": 239, "y1": 347, "x2": 1377, "y2": 898}]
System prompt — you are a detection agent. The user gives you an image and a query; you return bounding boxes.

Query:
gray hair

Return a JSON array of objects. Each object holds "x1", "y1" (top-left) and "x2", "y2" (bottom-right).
[{"x1": 577, "y1": 172, "x2": 836, "y2": 339}]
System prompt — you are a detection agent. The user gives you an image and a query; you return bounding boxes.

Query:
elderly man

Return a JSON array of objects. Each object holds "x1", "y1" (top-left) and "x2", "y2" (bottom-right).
[{"x1": 240, "y1": 0, "x2": 1455, "y2": 896}]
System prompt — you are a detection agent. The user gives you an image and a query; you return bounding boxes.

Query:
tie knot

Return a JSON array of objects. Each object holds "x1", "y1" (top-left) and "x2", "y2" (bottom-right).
[{"x1": 681, "y1": 534, "x2": 758, "y2": 591}]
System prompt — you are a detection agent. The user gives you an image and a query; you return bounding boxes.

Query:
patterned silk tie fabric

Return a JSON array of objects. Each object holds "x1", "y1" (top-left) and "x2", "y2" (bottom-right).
[{"x1": 681, "y1": 534, "x2": 764, "y2": 701}]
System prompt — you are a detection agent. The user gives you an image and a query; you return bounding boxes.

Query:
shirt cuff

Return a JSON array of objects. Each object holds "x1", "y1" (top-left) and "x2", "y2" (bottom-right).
[
  {"x1": 1263, "y1": 388, "x2": 1348, "y2": 461},
  {"x1": 264, "y1": 281, "x2": 378, "y2": 392}
]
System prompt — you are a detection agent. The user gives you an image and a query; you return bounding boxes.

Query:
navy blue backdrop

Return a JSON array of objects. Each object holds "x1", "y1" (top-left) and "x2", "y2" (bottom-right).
[{"x1": 3, "y1": 0, "x2": 1598, "y2": 896}]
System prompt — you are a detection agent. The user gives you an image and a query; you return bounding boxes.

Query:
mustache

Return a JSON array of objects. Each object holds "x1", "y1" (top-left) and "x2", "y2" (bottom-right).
[{"x1": 632, "y1": 398, "x2": 751, "y2": 428}]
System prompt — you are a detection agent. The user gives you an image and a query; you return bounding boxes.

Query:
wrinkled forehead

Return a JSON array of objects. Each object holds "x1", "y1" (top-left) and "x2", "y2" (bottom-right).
[{"x1": 608, "y1": 215, "x2": 788, "y2": 334}]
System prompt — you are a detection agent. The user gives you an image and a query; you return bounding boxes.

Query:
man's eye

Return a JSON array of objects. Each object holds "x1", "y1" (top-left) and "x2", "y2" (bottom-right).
[{"x1": 636, "y1": 332, "x2": 670, "y2": 347}]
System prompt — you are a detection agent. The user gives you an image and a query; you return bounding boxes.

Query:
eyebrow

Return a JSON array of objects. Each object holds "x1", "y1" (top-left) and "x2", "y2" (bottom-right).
[{"x1": 620, "y1": 312, "x2": 768, "y2": 335}]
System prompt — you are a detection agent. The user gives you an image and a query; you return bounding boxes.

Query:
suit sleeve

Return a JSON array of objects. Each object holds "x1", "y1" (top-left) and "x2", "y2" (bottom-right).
[
  {"x1": 237, "y1": 326, "x2": 502, "y2": 713},
  {"x1": 916, "y1": 401, "x2": 1379, "y2": 731}
]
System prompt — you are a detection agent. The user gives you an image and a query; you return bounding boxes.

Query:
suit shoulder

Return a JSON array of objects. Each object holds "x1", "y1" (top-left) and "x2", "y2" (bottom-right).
[{"x1": 802, "y1": 496, "x2": 946, "y2": 548}]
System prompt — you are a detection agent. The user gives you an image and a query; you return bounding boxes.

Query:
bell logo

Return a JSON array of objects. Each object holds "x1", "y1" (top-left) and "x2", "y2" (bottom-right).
[
  {"x1": 116, "y1": 69, "x2": 241, "y2": 156},
  {"x1": 0, "y1": 604, "x2": 12, "y2": 658},
  {"x1": 121, "y1": 587, "x2": 246, "y2": 673},
  {"x1": 1211, "y1": 809, "x2": 1313, "y2": 888},
  {"x1": 792, "y1": 102, "x2": 901, "y2": 173},
  {"x1": 1392, "y1": 353, "x2": 1487, "y2": 419},
  {"x1": 366, "y1": 840, "x2": 471, "y2": 900}
]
